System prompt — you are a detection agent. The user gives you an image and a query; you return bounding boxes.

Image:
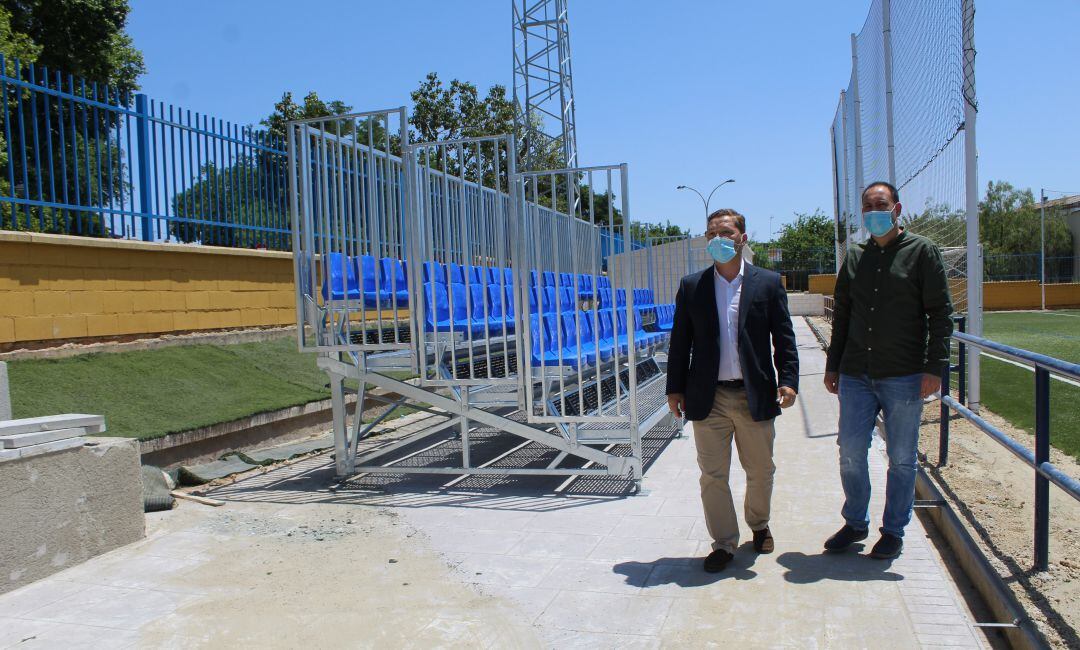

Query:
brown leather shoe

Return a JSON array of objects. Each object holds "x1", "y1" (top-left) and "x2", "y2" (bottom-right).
[{"x1": 753, "y1": 527, "x2": 774, "y2": 554}]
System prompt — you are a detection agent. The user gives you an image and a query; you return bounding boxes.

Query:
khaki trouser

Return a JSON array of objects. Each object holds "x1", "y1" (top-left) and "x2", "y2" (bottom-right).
[{"x1": 693, "y1": 385, "x2": 777, "y2": 553}]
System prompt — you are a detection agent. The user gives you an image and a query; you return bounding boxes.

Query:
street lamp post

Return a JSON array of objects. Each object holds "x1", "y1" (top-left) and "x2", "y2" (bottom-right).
[{"x1": 677, "y1": 179, "x2": 736, "y2": 223}]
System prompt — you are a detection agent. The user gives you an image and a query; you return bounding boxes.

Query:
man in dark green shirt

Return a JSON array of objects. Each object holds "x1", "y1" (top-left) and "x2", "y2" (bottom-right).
[{"x1": 822, "y1": 181, "x2": 953, "y2": 560}]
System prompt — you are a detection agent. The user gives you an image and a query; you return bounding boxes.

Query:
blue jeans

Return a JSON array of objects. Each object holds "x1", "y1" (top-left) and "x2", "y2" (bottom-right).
[{"x1": 837, "y1": 373, "x2": 923, "y2": 538}]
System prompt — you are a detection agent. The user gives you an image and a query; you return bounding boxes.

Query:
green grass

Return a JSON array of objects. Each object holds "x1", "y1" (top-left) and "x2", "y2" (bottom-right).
[
  {"x1": 8, "y1": 337, "x2": 413, "y2": 441},
  {"x1": 980, "y1": 309, "x2": 1080, "y2": 460}
]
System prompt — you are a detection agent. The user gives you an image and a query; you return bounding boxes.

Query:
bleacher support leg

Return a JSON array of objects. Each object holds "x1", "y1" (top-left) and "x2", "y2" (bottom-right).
[{"x1": 327, "y1": 361, "x2": 351, "y2": 478}]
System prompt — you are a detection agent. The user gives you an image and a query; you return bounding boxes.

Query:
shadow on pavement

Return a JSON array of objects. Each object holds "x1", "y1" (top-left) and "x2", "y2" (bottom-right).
[{"x1": 776, "y1": 550, "x2": 902, "y2": 583}]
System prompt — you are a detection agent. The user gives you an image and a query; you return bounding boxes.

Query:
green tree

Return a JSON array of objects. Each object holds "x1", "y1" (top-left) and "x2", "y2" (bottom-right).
[
  {"x1": 979, "y1": 180, "x2": 1072, "y2": 256},
  {"x1": 167, "y1": 91, "x2": 354, "y2": 248},
  {"x1": 631, "y1": 220, "x2": 685, "y2": 242},
  {"x1": 759, "y1": 210, "x2": 836, "y2": 272},
  {"x1": 170, "y1": 158, "x2": 276, "y2": 249},
  {"x1": 903, "y1": 201, "x2": 966, "y2": 248},
  {"x1": 3, "y1": 0, "x2": 143, "y2": 94},
  {"x1": 0, "y1": 0, "x2": 144, "y2": 236},
  {"x1": 260, "y1": 91, "x2": 355, "y2": 144}
]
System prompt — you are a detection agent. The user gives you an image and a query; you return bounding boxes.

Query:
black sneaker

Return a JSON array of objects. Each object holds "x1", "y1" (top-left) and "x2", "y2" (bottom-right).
[
  {"x1": 823, "y1": 525, "x2": 869, "y2": 552},
  {"x1": 870, "y1": 533, "x2": 903, "y2": 559},
  {"x1": 703, "y1": 548, "x2": 734, "y2": 573}
]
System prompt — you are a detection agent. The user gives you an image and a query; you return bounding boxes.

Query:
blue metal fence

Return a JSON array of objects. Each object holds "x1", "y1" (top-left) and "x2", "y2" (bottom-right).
[
  {"x1": 939, "y1": 332, "x2": 1080, "y2": 571},
  {"x1": 0, "y1": 57, "x2": 290, "y2": 249},
  {"x1": 984, "y1": 252, "x2": 1078, "y2": 283},
  {"x1": 0, "y1": 59, "x2": 649, "y2": 257}
]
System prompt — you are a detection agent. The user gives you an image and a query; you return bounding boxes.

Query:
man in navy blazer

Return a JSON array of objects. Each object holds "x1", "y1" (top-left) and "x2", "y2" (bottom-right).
[{"x1": 666, "y1": 208, "x2": 800, "y2": 573}]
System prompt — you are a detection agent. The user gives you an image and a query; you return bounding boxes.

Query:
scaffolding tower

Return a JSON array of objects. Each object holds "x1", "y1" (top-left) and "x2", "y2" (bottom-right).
[{"x1": 512, "y1": 0, "x2": 579, "y2": 171}]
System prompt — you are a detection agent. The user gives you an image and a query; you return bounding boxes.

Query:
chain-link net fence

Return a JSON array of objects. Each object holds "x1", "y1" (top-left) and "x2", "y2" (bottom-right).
[{"x1": 830, "y1": 0, "x2": 975, "y2": 314}]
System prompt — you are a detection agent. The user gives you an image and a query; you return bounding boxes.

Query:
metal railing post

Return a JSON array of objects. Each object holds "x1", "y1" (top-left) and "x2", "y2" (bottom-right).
[
  {"x1": 134, "y1": 93, "x2": 154, "y2": 241},
  {"x1": 939, "y1": 360, "x2": 950, "y2": 467},
  {"x1": 1034, "y1": 366, "x2": 1050, "y2": 571},
  {"x1": 957, "y1": 316, "x2": 967, "y2": 406}
]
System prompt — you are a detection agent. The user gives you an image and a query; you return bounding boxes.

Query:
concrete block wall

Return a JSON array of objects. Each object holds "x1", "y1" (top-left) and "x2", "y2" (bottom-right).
[
  {"x1": 0, "y1": 231, "x2": 297, "y2": 346},
  {"x1": 806, "y1": 273, "x2": 1080, "y2": 311},
  {"x1": 0, "y1": 437, "x2": 144, "y2": 594}
]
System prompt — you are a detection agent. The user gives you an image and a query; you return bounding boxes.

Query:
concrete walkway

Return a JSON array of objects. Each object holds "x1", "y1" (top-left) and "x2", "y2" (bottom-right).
[{"x1": 0, "y1": 319, "x2": 986, "y2": 648}]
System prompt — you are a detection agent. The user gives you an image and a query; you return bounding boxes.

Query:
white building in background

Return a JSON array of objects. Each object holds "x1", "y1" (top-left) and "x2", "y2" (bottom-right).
[{"x1": 1036, "y1": 194, "x2": 1080, "y2": 278}]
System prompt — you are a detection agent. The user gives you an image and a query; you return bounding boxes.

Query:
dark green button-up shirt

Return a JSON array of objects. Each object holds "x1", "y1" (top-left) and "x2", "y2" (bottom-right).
[{"x1": 826, "y1": 229, "x2": 954, "y2": 378}]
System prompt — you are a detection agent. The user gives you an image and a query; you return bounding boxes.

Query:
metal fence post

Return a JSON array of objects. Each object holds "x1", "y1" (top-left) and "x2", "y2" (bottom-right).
[
  {"x1": 850, "y1": 33, "x2": 865, "y2": 208},
  {"x1": 939, "y1": 359, "x2": 950, "y2": 467},
  {"x1": 1034, "y1": 366, "x2": 1050, "y2": 571},
  {"x1": 962, "y1": 0, "x2": 982, "y2": 411},
  {"x1": 957, "y1": 316, "x2": 967, "y2": 405},
  {"x1": 882, "y1": 0, "x2": 896, "y2": 185},
  {"x1": 134, "y1": 94, "x2": 154, "y2": 242}
]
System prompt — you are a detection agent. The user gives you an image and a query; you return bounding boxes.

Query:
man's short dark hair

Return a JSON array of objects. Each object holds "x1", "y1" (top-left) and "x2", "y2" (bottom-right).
[
  {"x1": 706, "y1": 208, "x2": 746, "y2": 234},
  {"x1": 863, "y1": 181, "x2": 900, "y2": 204}
]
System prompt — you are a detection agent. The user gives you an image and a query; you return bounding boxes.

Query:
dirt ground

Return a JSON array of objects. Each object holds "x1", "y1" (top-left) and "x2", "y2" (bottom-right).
[
  {"x1": 807, "y1": 316, "x2": 1080, "y2": 649},
  {"x1": 920, "y1": 406, "x2": 1080, "y2": 648}
]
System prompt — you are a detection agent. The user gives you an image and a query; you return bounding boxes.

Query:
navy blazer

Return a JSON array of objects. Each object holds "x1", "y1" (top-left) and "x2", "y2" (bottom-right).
[{"x1": 665, "y1": 263, "x2": 799, "y2": 422}]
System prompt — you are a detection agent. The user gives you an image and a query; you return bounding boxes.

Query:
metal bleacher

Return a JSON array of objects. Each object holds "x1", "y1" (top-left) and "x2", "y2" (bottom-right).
[{"x1": 287, "y1": 108, "x2": 678, "y2": 489}]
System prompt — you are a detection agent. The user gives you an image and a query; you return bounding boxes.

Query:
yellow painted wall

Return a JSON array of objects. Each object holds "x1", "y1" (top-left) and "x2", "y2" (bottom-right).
[
  {"x1": 0, "y1": 232, "x2": 298, "y2": 345},
  {"x1": 808, "y1": 274, "x2": 836, "y2": 296},
  {"x1": 806, "y1": 273, "x2": 1080, "y2": 311}
]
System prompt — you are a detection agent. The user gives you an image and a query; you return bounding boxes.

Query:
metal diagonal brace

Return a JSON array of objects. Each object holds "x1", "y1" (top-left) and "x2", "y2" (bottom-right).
[{"x1": 317, "y1": 357, "x2": 632, "y2": 474}]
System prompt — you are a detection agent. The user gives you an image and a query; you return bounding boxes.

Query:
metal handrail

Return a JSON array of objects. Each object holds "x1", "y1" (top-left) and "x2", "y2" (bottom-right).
[
  {"x1": 939, "y1": 329, "x2": 1080, "y2": 571},
  {"x1": 953, "y1": 331, "x2": 1080, "y2": 382}
]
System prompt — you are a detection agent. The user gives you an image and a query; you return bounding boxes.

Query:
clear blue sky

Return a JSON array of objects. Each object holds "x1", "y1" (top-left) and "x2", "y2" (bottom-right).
[{"x1": 128, "y1": 0, "x2": 1079, "y2": 241}]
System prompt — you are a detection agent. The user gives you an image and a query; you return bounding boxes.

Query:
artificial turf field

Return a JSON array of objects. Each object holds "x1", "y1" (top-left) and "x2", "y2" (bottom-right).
[{"x1": 980, "y1": 309, "x2": 1080, "y2": 460}]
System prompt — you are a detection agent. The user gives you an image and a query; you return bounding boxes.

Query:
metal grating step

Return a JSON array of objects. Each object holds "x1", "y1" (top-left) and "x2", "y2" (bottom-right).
[
  {"x1": 349, "y1": 324, "x2": 412, "y2": 346},
  {"x1": 453, "y1": 350, "x2": 519, "y2": 380}
]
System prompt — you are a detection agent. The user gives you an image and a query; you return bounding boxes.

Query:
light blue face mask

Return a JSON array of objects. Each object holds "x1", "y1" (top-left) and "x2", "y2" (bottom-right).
[
  {"x1": 707, "y1": 236, "x2": 738, "y2": 263},
  {"x1": 863, "y1": 210, "x2": 896, "y2": 237}
]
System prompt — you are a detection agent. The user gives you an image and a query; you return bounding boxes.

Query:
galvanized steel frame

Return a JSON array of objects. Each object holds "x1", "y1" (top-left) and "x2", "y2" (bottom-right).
[{"x1": 288, "y1": 110, "x2": 666, "y2": 485}]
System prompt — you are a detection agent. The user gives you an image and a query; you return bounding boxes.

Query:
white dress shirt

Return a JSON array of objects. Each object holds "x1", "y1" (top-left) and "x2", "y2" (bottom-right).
[{"x1": 714, "y1": 260, "x2": 744, "y2": 381}]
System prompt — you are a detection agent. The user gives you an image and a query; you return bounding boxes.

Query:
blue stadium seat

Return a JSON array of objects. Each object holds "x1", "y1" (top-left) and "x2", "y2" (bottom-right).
[
  {"x1": 422, "y1": 283, "x2": 484, "y2": 335},
  {"x1": 487, "y1": 284, "x2": 516, "y2": 333},
  {"x1": 655, "y1": 304, "x2": 674, "y2": 332},
  {"x1": 446, "y1": 263, "x2": 467, "y2": 285},
  {"x1": 563, "y1": 311, "x2": 613, "y2": 362},
  {"x1": 528, "y1": 285, "x2": 540, "y2": 314},
  {"x1": 466, "y1": 265, "x2": 484, "y2": 286},
  {"x1": 597, "y1": 288, "x2": 613, "y2": 310},
  {"x1": 615, "y1": 309, "x2": 652, "y2": 350},
  {"x1": 485, "y1": 266, "x2": 502, "y2": 287},
  {"x1": 558, "y1": 287, "x2": 576, "y2": 313},
  {"x1": 322, "y1": 253, "x2": 362, "y2": 302},
  {"x1": 320, "y1": 254, "x2": 388, "y2": 307},
  {"x1": 380, "y1": 257, "x2": 409, "y2": 305},
  {"x1": 599, "y1": 309, "x2": 630, "y2": 354},
  {"x1": 633, "y1": 308, "x2": 663, "y2": 347},
  {"x1": 558, "y1": 272, "x2": 574, "y2": 291},
  {"x1": 423, "y1": 261, "x2": 446, "y2": 284},
  {"x1": 503, "y1": 285, "x2": 516, "y2": 320},
  {"x1": 545, "y1": 313, "x2": 596, "y2": 367},
  {"x1": 615, "y1": 288, "x2": 627, "y2": 308},
  {"x1": 597, "y1": 275, "x2": 611, "y2": 290},
  {"x1": 542, "y1": 271, "x2": 557, "y2": 287},
  {"x1": 469, "y1": 283, "x2": 503, "y2": 334},
  {"x1": 538, "y1": 286, "x2": 562, "y2": 314},
  {"x1": 577, "y1": 274, "x2": 595, "y2": 300}
]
